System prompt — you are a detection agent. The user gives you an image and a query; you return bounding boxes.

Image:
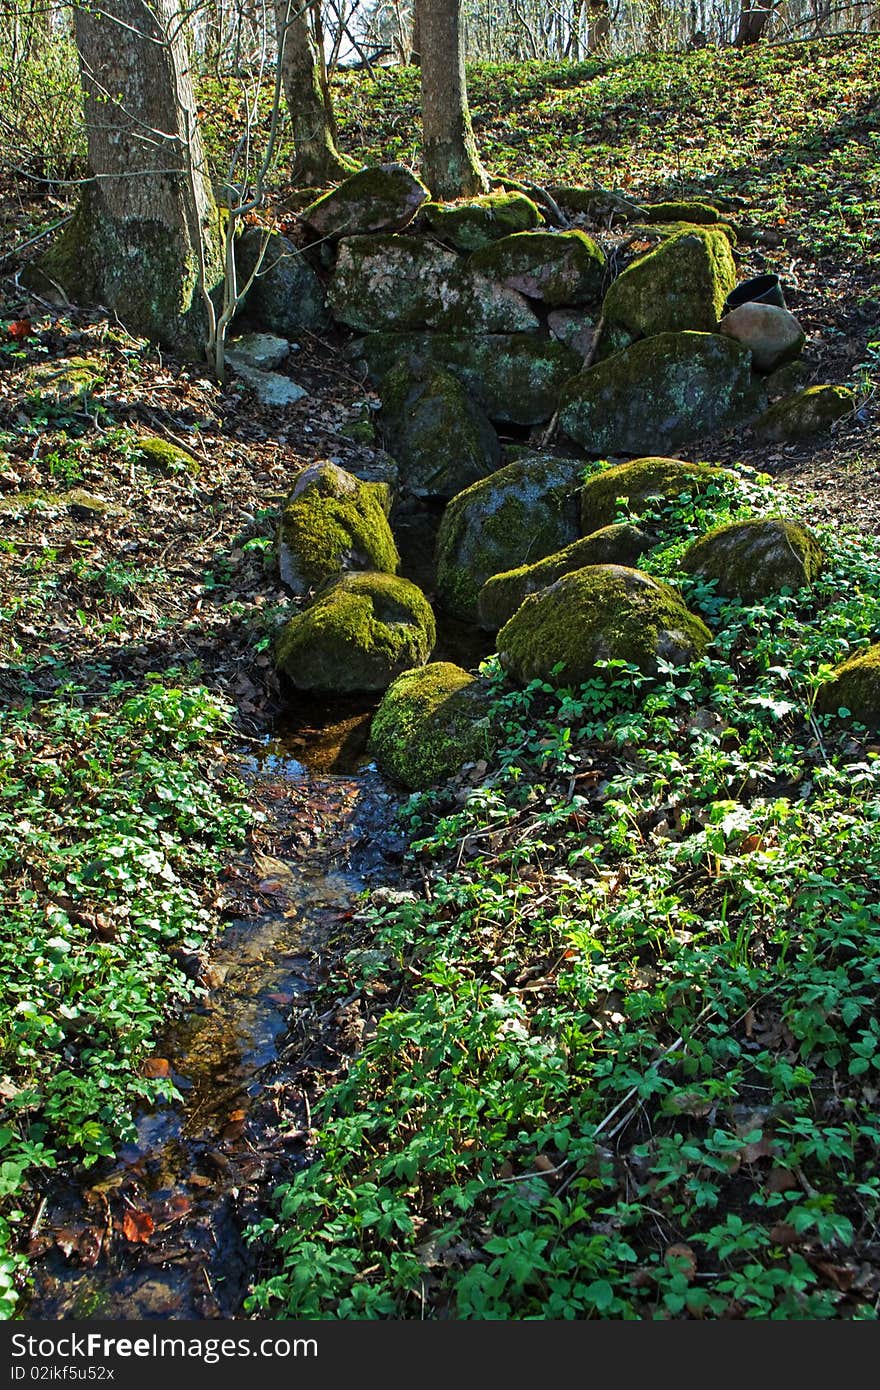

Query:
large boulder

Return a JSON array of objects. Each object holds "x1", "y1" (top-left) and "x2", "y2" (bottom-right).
[
  {"x1": 275, "y1": 571, "x2": 435, "y2": 694},
  {"x1": 497, "y1": 565, "x2": 711, "y2": 686},
  {"x1": 719, "y1": 302, "x2": 805, "y2": 374},
  {"x1": 379, "y1": 360, "x2": 500, "y2": 499},
  {"x1": 752, "y1": 385, "x2": 855, "y2": 442},
  {"x1": 423, "y1": 192, "x2": 541, "y2": 251},
  {"x1": 469, "y1": 230, "x2": 606, "y2": 307},
  {"x1": 234, "y1": 228, "x2": 328, "y2": 335},
  {"x1": 476, "y1": 523, "x2": 650, "y2": 631},
  {"x1": 558, "y1": 332, "x2": 756, "y2": 455},
  {"x1": 301, "y1": 164, "x2": 429, "y2": 238},
  {"x1": 600, "y1": 227, "x2": 737, "y2": 353},
  {"x1": 368, "y1": 662, "x2": 496, "y2": 789},
  {"x1": 641, "y1": 202, "x2": 721, "y2": 225},
  {"x1": 327, "y1": 235, "x2": 538, "y2": 333},
  {"x1": 435, "y1": 452, "x2": 581, "y2": 620},
  {"x1": 816, "y1": 643, "x2": 880, "y2": 729},
  {"x1": 352, "y1": 332, "x2": 581, "y2": 426},
  {"x1": 277, "y1": 462, "x2": 398, "y2": 595},
  {"x1": 580, "y1": 456, "x2": 737, "y2": 534},
  {"x1": 681, "y1": 517, "x2": 825, "y2": 600}
]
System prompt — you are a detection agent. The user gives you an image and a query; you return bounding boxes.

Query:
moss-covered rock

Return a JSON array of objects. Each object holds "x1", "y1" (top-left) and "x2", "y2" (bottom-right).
[
  {"x1": 497, "y1": 564, "x2": 711, "y2": 685},
  {"x1": 600, "y1": 227, "x2": 737, "y2": 348},
  {"x1": 379, "y1": 360, "x2": 500, "y2": 499},
  {"x1": 548, "y1": 309, "x2": 597, "y2": 358},
  {"x1": 641, "y1": 201, "x2": 721, "y2": 224},
  {"x1": 328, "y1": 235, "x2": 538, "y2": 333},
  {"x1": 579, "y1": 456, "x2": 737, "y2": 533},
  {"x1": 301, "y1": 163, "x2": 429, "y2": 238},
  {"x1": 368, "y1": 662, "x2": 496, "y2": 788},
  {"x1": 816, "y1": 643, "x2": 880, "y2": 729},
  {"x1": 234, "y1": 227, "x2": 328, "y2": 334},
  {"x1": 719, "y1": 302, "x2": 805, "y2": 374},
  {"x1": 134, "y1": 435, "x2": 200, "y2": 476},
  {"x1": 681, "y1": 517, "x2": 825, "y2": 600},
  {"x1": 476, "y1": 523, "x2": 650, "y2": 631},
  {"x1": 423, "y1": 192, "x2": 541, "y2": 251},
  {"x1": 26, "y1": 356, "x2": 104, "y2": 404},
  {"x1": 547, "y1": 186, "x2": 645, "y2": 224},
  {"x1": 558, "y1": 332, "x2": 756, "y2": 455},
  {"x1": 275, "y1": 571, "x2": 436, "y2": 694},
  {"x1": 435, "y1": 452, "x2": 582, "y2": 620},
  {"x1": 752, "y1": 385, "x2": 855, "y2": 442},
  {"x1": 278, "y1": 462, "x2": 399, "y2": 595},
  {"x1": 352, "y1": 332, "x2": 581, "y2": 426},
  {"x1": 468, "y1": 230, "x2": 606, "y2": 307}
]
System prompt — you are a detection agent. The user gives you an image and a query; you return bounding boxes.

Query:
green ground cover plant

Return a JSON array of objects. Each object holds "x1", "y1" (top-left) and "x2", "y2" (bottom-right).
[{"x1": 247, "y1": 468, "x2": 880, "y2": 1319}]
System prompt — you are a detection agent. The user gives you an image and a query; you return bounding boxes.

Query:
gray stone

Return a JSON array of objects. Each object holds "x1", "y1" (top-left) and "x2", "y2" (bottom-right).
[
  {"x1": 234, "y1": 228, "x2": 328, "y2": 335},
  {"x1": 719, "y1": 302, "x2": 805, "y2": 373},
  {"x1": 301, "y1": 164, "x2": 430, "y2": 239},
  {"x1": 226, "y1": 333, "x2": 290, "y2": 371},
  {"x1": 548, "y1": 309, "x2": 597, "y2": 358},
  {"x1": 229, "y1": 361, "x2": 307, "y2": 407},
  {"x1": 379, "y1": 361, "x2": 500, "y2": 499}
]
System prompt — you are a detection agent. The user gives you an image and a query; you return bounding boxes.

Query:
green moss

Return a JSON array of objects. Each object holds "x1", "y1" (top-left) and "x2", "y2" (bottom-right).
[
  {"x1": 135, "y1": 435, "x2": 200, "y2": 476},
  {"x1": 26, "y1": 355, "x2": 104, "y2": 403},
  {"x1": 278, "y1": 462, "x2": 399, "y2": 595},
  {"x1": 368, "y1": 662, "x2": 495, "y2": 788},
  {"x1": 468, "y1": 230, "x2": 606, "y2": 306},
  {"x1": 423, "y1": 192, "x2": 541, "y2": 251},
  {"x1": 681, "y1": 517, "x2": 825, "y2": 599},
  {"x1": 477, "y1": 522, "x2": 650, "y2": 631},
  {"x1": 379, "y1": 361, "x2": 500, "y2": 499},
  {"x1": 601, "y1": 227, "x2": 737, "y2": 346},
  {"x1": 558, "y1": 332, "x2": 756, "y2": 455},
  {"x1": 753, "y1": 384, "x2": 855, "y2": 442},
  {"x1": 354, "y1": 332, "x2": 582, "y2": 427},
  {"x1": 628, "y1": 220, "x2": 737, "y2": 247},
  {"x1": 497, "y1": 563, "x2": 711, "y2": 686},
  {"x1": 580, "y1": 456, "x2": 736, "y2": 533},
  {"x1": 301, "y1": 164, "x2": 429, "y2": 236},
  {"x1": 275, "y1": 571, "x2": 436, "y2": 694},
  {"x1": 642, "y1": 201, "x2": 721, "y2": 224},
  {"x1": 435, "y1": 452, "x2": 582, "y2": 620},
  {"x1": 816, "y1": 643, "x2": 880, "y2": 729}
]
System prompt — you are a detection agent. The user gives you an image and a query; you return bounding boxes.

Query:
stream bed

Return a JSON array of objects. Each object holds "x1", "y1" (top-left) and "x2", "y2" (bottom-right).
[{"x1": 25, "y1": 717, "x2": 404, "y2": 1319}]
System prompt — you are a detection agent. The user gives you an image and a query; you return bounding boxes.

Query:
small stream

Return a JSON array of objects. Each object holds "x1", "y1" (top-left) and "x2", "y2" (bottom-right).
[{"x1": 25, "y1": 714, "x2": 405, "y2": 1320}]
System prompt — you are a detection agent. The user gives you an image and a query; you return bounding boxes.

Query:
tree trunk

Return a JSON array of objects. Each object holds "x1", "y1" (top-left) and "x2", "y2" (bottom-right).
[
  {"x1": 417, "y1": 0, "x2": 488, "y2": 199},
  {"x1": 735, "y1": 0, "x2": 774, "y2": 44},
  {"x1": 587, "y1": 0, "x2": 610, "y2": 51},
  {"x1": 274, "y1": 0, "x2": 356, "y2": 185},
  {"x1": 35, "y1": 0, "x2": 221, "y2": 353},
  {"x1": 409, "y1": 0, "x2": 421, "y2": 64}
]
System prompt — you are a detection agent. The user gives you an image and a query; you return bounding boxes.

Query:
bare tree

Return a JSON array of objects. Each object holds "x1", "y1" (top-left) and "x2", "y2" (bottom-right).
[
  {"x1": 275, "y1": 0, "x2": 356, "y2": 183},
  {"x1": 735, "y1": 0, "x2": 775, "y2": 42},
  {"x1": 587, "y1": 0, "x2": 610, "y2": 49},
  {"x1": 34, "y1": 0, "x2": 221, "y2": 353},
  {"x1": 416, "y1": 0, "x2": 487, "y2": 197}
]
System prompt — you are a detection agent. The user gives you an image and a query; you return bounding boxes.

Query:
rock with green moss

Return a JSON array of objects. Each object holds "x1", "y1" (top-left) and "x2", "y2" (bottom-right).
[
  {"x1": 435, "y1": 452, "x2": 582, "y2": 620},
  {"x1": 642, "y1": 202, "x2": 721, "y2": 225},
  {"x1": 477, "y1": 523, "x2": 650, "y2": 631},
  {"x1": 368, "y1": 662, "x2": 496, "y2": 788},
  {"x1": 301, "y1": 164, "x2": 429, "y2": 238},
  {"x1": 601, "y1": 228, "x2": 737, "y2": 350},
  {"x1": 26, "y1": 356, "x2": 104, "y2": 405},
  {"x1": 752, "y1": 385, "x2": 855, "y2": 443},
  {"x1": 579, "y1": 456, "x2": 737, "y2": 533},
  {"x1": 278, "y1": 462, "x2": 399, "y2": 595},
  {"x1": 235, "y1": 227, "x2": 328, "y2": 334},
  {"x1": 816, "y1": 643, "x2": 880, "y2": 729},
  {"x1": 547, "y1": 186, "x2": 646, "y2": 224},
  {"x1": 681, "y1": 517, "x2": 825, "y2": 600},
  {"x1": 275, "y1": 571, "x2": 436, "y2": 693},
  {"x1": 379, "y1": 360, "x2": 500, "y2": 499},
  {"x1": 558, "y1": 332, "x2": 756, "y2": 455},
  {"x1": 134, "y1": 435, "x2": 200, "y2": 476},
  {"x1": 468, "y1": 230, "x2": 606, "y2": 307},
  {"x1": 424, "y1": 192, "x2": 541, "y2": 251},
  {"x1": 497, "y1": 564, "x2": 711, "y2": 685},
  {"x1": 328, "y1": 235, "x2": 538, "y2": 333},
  {"x1": 352, "y1": 332, "x2": 581, "y2": 425}
]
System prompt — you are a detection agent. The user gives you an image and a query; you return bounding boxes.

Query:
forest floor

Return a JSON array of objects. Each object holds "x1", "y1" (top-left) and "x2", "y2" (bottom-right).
[{"x1": 0, "y1": 33, "x2": 879, "y2": 1320}]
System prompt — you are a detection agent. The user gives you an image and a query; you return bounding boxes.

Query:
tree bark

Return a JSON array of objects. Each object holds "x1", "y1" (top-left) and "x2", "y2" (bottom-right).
[
  {"x1": 735, "y1": 0, "x2": 774, "y2": 44},
  {"x1": 409, "y1": 0, "x2": 421, "y2": 64},
  {"x1": 417, "y1": 0, "x2": 488, "y2": 199},
  {"x1": 274, "y1": 0, "x2": 356, "y2": 185},
  {"x1": 587, "y1": 0, "x2": 610, "y2": 51},
  {"x1": 35, "y1": 0, "x2": 221, "y2": 353}
]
